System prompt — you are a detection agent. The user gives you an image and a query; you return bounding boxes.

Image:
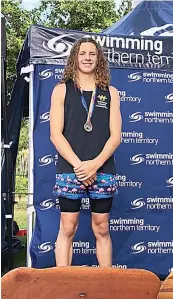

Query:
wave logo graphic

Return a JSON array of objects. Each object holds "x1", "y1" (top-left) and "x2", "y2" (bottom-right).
[
  {"x1": 38, "y1": 242, "x2": 53, "y2": 253},
  {"x1": 166, "y1": 177, "x2": 173, "y2": 188},
  {"x1": 131, "y1": 242, "x2": 146, "y2": 254},
  {"x1": 165, "y1": 93, "x2": 173, "y2": 103},
  {"x1": 43, "y1": 34, "x2": 74, "y2": 58},
  {"x1": 39, "y1": 69, "x2": 53, "y2": 80},
  {"x1": 130, "y1": 154, "x2": 144, "y2": 165},
  {"x1": 140, "y1": 24, "x2": 173, "y2": 37},
  {"x1": 40, "y1": 112, "x2": 50, "y2": 123},
  {"x1": 131, "y1": 198, "x2": 145, "y2": 209},
  {"x1": 39, "y1": 155, "x2": 53, "y2": 166},
  {"x1": 129, "y1": 112, "x2": 143, "y2": 122},
  {"x1": 40, "y1": 199, "x2": 55, "y2": 210},
  {"x1": 128, "y1": 72, "x2": 142, "y2": 82}
]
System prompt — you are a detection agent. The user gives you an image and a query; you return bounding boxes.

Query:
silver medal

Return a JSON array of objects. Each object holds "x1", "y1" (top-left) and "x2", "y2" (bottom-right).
[{"x1": 84, "y1": 122, "x2": 93, "y2": 132}]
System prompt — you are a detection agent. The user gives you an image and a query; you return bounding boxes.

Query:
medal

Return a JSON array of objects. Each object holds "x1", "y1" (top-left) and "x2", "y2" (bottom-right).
[
  {"x1": 84, "y1": 122, "x2": 93, "y2": 132},
  {"x1": 80, "y1": 87, "x2": 97, "y2": 133}
]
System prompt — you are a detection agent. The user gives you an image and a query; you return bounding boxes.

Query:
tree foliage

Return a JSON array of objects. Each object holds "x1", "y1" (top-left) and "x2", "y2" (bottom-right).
[
  {"x1": 16, "y1": 148, "x2": 28, "y2": 176},
  {"x1": 117, "y1": 0, "x2": 132, "y2": 18},
  {"x1": 1, "y1": 0, "x2": 41, "y2": 100},
  {"x1": 18, "y1": 118, "x2": 29, "y2": 151},
  {"x1": 38, "y1": 0, "x2": 118, "y2": 32},
  {"x1": 15, "y1": 175, "x2": 28, "y2": 194}
]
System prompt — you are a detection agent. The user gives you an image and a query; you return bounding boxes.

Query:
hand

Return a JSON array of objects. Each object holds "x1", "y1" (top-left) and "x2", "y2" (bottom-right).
[
  {"x1": 81, "y1": 173, "x2": 97, "y2": 186},
  {"x1": 74, "y1": 160, "x2": 99, "y2": 181}
]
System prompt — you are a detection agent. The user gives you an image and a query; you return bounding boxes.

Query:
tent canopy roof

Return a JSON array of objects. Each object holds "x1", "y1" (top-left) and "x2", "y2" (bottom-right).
[{"x1": 102, "y1": 0, "x2": 173, "y2": 36}]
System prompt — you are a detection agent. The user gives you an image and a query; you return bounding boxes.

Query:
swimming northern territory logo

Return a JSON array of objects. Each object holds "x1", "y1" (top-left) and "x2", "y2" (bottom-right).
[
  {"x1": 131, "y1": 197, "x2": 173, "y2": 210},
  {"x1": 130, "y1": 153, "x2": 173, "y2": 166},
  {"x1": 40, "y1": 111, "x2": 50, "y2": 123},
  {"x1": 38, "y1": 154, "x2": 58, "y2": 166},
  {"x1": 119, "y1": 90, "x2": 142, "y2": 104},
  {"x1": 166, "y1": 177, "x2": 173, "y2": 188},
  {"x1": 40, "y1": 199, "x2": 60, "y2": 210},
  {"x1": 39, "y1": 68, "x2": 64, "y2": 80},
  {"x1": 128, "y1": 72, "x2": 173, "y2": 84},
  {"x1": 121, "y1": 131, "x2": 159, "y2": 146},
  {"x1": 92, "y1": 264, "x2": 127, "y2": 269},
  {"x1": 140, "y1": 24, "x2": 173, "y2": 37},
  {"x1": 165, "y1": 93, "x2": 173, "y2": 103},
  {"x1": 110, "y1": 218, "x2": 160, "y2": 232},
  {"x1": 72, "y1": 241, "x2": 96, "y2": 255},
  {"x1": 131, "y1": 240, "x2": 173, "y2": 254},
  {"x1": 129, "y1": 111, "x2": 173, "y2": 123},
  {"x1": 115, "y1": 174, "x2": 142, "y2": 188},
  {"x1": 38, "y1": 242, "x2": 53, "y2": 253},
  {"x1": 81, "y1": 198, "x2": 90, "y2": 210},
  {"x1": 40, "y1": 199, "x2": 55, "y2": 210},
  {"x1": 43, "y1": 34, "x2": 74, "y2": 58},
  {"x1": 39, "y1": 69, "x2": 53, "y2": 80}
]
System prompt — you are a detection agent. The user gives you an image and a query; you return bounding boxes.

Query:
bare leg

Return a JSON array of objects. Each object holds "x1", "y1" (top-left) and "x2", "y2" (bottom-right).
[
  {"x1": 55, "y1": 212, "x2": 79, "y2": 266},
  {"x1": 92, "y1": 212, "x2": 112, "y2": 267},
  {"x1": 69, "y1": 243, "x2": 73, "y2": 265}
]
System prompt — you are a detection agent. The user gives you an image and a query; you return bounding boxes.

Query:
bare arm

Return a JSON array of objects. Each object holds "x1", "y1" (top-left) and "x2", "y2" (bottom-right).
[
  {"x1": 74, "y1": 86, "x2": 122, "y2": 180},
  {"x1": 94, "y1": 85, "x2": 122, "y2": 168},
  {"x1": 50, "y1": 83, "x2": 81, "y2": 168}
]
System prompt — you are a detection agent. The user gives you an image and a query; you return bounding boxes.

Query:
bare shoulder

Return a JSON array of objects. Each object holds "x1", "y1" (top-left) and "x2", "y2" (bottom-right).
[
  {"x1": 109, "y1": 85, "x2": 120, "y2": 103},
  {"x1": 51, "y1": 82, "x2": 66, "y2": 103},
  {"x1": 109, "y1": 85, "x2": 119, "y2": 97}
]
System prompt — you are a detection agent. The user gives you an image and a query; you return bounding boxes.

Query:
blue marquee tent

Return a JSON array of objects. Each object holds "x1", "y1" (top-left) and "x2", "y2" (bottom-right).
[
  {"x1": 103, "y1": 0, "x2": 173, "y2": 36},
  {"x1": 1, "y1": 0, "x2": 173, "y2": 278}
]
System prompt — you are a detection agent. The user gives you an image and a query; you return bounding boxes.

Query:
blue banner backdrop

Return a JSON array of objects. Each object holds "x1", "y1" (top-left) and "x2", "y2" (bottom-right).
[{"x1": 30, "y1": 63, "x2": 173, "y2": 278}]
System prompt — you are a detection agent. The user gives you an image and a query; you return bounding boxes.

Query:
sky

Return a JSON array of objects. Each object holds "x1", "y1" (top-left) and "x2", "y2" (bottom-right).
[
  {"x1": 20, "y1": 0, "x2": 41, "y2": 10},
  {"x1": 20, "y1": 0, "x2": 128, "y2": 11}
]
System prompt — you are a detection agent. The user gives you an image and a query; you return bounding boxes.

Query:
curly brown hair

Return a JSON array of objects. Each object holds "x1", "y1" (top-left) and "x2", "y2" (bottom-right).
[{"x1": 61, "y1": 37, "x2": 110, "y2": 90}]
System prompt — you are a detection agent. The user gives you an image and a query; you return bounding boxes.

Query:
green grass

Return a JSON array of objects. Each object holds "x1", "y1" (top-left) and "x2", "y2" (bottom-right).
[
  {"x1": 14, "y1": 197, "x2": 27, "y2": 229},
  {"x1": 14, "y1": 209, "x2": 27, "y2": 229},
  {"x1": 13, "y1": 197, "x2": 27, "y2": 268}
]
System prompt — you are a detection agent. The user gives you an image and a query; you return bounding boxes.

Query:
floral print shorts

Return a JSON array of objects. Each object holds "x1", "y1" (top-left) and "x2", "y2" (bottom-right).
[{"x1": 53, "y1": 172, "x2": 118, "y2": 200}]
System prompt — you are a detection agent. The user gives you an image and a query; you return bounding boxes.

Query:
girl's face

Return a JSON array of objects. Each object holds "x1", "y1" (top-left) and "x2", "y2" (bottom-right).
[{"x1": 77, "y1": 42, "x2": 98, "y2": 75}]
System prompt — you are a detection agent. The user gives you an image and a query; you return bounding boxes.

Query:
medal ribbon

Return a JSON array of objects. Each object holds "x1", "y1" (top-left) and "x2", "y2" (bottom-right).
[{"x1": 80, "y1": 87, "x2": 97, "y2": 124}]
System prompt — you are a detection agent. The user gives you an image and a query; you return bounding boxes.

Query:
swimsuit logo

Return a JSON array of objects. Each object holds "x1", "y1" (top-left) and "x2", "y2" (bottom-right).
[
  {"x1": 96, "y1": 94, "x2": 107, "y2": 109},
  {"x1": 97, "y1": 95, "x2": 107, "y2": 101}
]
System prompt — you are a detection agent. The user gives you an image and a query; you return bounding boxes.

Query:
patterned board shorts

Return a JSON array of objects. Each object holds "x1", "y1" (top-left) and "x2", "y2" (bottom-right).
[{"x1": 53, "y1": 172, "x2": 118, "y2": 200}]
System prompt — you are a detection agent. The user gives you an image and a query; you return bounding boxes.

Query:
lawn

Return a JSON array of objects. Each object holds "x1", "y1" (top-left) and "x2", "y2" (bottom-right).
[{"x1": 14, "y1": 196, "x2": 27, "y2": 229}]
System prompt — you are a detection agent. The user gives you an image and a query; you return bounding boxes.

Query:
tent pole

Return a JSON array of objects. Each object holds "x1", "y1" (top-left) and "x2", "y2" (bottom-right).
[
  {"x1": 1, "y1": 57, "x2": 14, "y2": 270},
  {"x1": 27, "y1": 67, "x2": 34, "y2": 267}
]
